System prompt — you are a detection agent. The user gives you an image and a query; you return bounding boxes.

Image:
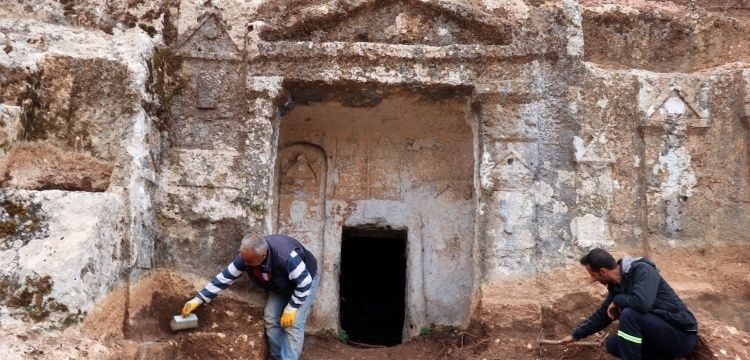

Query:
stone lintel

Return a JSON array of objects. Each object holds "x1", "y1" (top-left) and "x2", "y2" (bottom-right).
[{"x1": 252, "y1": 41, "x2": 551, "y2": 62}]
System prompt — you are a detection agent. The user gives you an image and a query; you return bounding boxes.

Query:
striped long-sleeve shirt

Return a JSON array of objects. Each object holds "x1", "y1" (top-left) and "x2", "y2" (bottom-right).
[
  {"x1": 196, "y1": 250, "x2": 314, "y2": 312},
  {"x1": 285, "y1": 250, "x2": 313, "y2": 311},
  {"x1": 197, "y1": 254, "x2": 246, "y2": 304}
]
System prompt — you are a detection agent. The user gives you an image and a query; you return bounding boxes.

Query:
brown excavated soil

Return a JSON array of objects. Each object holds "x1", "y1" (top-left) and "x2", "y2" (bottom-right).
[
  {"x1": 124, "y1": 293, "x2": 267, "y2": 359},
  {"x1": 67, "y1": 243, "x2": 748, "y2": 360},
  {"x1": 79, "y1": 270, "x2": 268, "y2": 360}
]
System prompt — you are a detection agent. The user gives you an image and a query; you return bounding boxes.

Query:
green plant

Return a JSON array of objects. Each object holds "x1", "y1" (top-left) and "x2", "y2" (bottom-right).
[
  {"x1": 0, "y1": 220, "x2": 18, "y2": 238},
  {"x1": 419, "y1": 325, "x2": 433, "y2": 337},
  {"x1": 248, "y1": 203, "x2": 268, "y2": 217},
  {"x1": 335, "y1": 329, "x2": 348, "y2": 343},
  {"x1": 2, "y1": 200, "x2": 27, "y2": 217}
]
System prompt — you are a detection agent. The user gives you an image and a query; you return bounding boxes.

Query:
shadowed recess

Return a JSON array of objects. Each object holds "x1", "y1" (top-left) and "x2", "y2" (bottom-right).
[{"x1": 340, "y1": 227, "x2": 407, "y2": 346}]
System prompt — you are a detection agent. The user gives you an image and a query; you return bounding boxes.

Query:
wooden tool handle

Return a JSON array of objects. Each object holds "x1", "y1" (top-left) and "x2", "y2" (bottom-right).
[{"x1": 538, "y1": 339, "x2": 600, "y2": 346}]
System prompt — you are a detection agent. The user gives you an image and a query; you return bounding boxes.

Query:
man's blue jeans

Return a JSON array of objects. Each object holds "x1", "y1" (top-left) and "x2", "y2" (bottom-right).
[{"x1": 264, "y1": 275, "x2": 320, "y2": 360}]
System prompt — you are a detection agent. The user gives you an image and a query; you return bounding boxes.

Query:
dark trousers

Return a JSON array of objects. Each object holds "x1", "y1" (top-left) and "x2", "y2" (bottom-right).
[{"x1": 605, "y1": 308, "x2": 697, "y2": 360}]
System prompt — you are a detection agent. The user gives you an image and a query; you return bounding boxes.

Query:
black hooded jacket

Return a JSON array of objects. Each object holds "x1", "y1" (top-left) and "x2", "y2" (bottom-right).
[{"x1": 572, "y1": 257, "x2": 697, "y2": 340}]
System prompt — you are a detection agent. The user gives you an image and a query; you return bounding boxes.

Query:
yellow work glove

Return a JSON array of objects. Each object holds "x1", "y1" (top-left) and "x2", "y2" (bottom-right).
[
  {"x1": 181, "y1": 297, "x2": 202, "y2": 317},
  {"x1": 280, "y1": 308, "x2": 297, "y2": 328}
]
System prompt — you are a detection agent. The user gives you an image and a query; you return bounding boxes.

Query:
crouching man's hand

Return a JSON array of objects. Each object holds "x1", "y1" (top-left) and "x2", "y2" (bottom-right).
[
  {"x1": 560, "y1": 335, "x2": 577, "y2": 345},
  {"x1": 280, "y1": 308, "x2": 297, "y2": 328},
  {"x1": 181, "y1": 297, "x2": 202, "y2": 317},
  {"x1": 607, "y1": 302, "x2": 620, "y2": 320}
]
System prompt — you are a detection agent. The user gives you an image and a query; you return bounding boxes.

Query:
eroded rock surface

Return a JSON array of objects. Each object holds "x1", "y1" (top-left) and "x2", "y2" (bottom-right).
[{"x1": 0, "y1": 0, "x2": 748, "y2": 358}]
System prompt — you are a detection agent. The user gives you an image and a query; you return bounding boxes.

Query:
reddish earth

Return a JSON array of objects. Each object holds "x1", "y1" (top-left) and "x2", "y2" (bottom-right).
[
  {"x1": 66, "y1": 243, "x2": 747, "y2": 360},
  {"x1": 0, "y1": 244, "x2": 740, "y2": 359}
]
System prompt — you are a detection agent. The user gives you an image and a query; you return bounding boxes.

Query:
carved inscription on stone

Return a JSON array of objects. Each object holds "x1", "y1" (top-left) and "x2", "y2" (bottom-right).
[
  {"x1": 333, "y1": 138, "x2": 368, "y2": 200},
  {"x1": 369, "y1": 136, "x2": 402, "y2": 199},
  {"x1": 333, "y1": 136, "x2": 403, "y2": 201}
]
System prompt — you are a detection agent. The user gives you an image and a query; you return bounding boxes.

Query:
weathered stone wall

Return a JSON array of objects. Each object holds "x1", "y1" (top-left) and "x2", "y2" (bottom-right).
[
  {"x1": 0, "y1": 190, "x2": 127, "y2": 316},
  {"x1": 0, "y1": 16, "x2": 158, "y2": 326},
  {"x1": 0, "y1": 0, "x2": 748, "y2": 344}
]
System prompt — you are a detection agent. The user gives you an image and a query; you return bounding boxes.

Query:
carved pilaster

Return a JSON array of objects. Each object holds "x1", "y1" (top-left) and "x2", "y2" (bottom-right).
[
  {"x1": 572, "y1": 135, "x2": 615, "y2": 249},
  {"x1": 637, "y1": 75, "x2": 711, "y2": 238},
  {"x1": 473, "y1": 81, "x2": 539, "y2": 277}
]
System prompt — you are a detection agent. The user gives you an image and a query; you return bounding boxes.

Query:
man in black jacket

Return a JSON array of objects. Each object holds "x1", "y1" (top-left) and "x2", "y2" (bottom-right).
[{"x1": 559, "y1": 248, "x2": 697, "y2": 359}]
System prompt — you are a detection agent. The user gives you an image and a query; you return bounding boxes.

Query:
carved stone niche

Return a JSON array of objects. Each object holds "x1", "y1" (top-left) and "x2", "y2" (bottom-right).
[
  {"x1": 196, "y1": 73, "x2": 221, "y2": 110},
  {"x1": 274, "y1": 143, "x2": 327, "y2": 260}
]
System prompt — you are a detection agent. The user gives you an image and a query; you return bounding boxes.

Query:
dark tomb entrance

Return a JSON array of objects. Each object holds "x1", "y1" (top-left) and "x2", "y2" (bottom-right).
[{"x1": 340, "y1": 227, "x2": 407, "y2": 346}]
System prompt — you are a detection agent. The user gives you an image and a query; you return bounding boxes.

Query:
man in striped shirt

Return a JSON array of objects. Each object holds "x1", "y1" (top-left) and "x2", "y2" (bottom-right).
[{"x1": 181, "y1": 233, "x2": 319, "y2": 360}]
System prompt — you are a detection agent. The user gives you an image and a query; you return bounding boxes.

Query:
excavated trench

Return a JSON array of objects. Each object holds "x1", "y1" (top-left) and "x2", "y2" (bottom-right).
[
  {"x1": 78, "y1": 241, "x2": 750, "y2": 360},
  {"x1": 120, "y1": 274, "x2": 267, "y2": 360}
]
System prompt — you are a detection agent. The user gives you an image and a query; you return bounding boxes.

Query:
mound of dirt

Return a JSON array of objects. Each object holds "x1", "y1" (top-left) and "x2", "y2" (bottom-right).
[{"x1": 81, "y1": 270, "x2": 268, "y2": 360}]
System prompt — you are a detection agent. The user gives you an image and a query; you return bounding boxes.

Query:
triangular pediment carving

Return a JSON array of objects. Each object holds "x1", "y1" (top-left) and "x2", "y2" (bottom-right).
[
  {"x1": 261, "y1": 0, "x2": 511, "y2": 46},
  {"x1": 644, "y1": 89, "x2": 707, "y2": 128},
  {"x1": 490, "y1": 147, "x2": 534, "y2": 190},
  {"x1": 574, "y1": 136, "x2": 614, "y2": 168},
  {"x1": 175, "y1": 13, "x2": 242, "y2": 59},
  {"x1": 638, "y1": 76, "x2": 711, "y2": 129},
  {"x1": 497, "y1": 149, "x2": 532, "y2": 173}
]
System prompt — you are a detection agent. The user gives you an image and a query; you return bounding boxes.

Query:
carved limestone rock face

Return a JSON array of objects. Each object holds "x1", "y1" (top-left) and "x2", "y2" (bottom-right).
[{"x1": 1, "y1": 2, "x2": 749, "y2": 354}]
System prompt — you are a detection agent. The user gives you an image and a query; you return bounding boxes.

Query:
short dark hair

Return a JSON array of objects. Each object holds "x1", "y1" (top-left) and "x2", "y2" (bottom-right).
[{"x1": 580, "y1": 248, "x2": 616, "y2": 271}]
